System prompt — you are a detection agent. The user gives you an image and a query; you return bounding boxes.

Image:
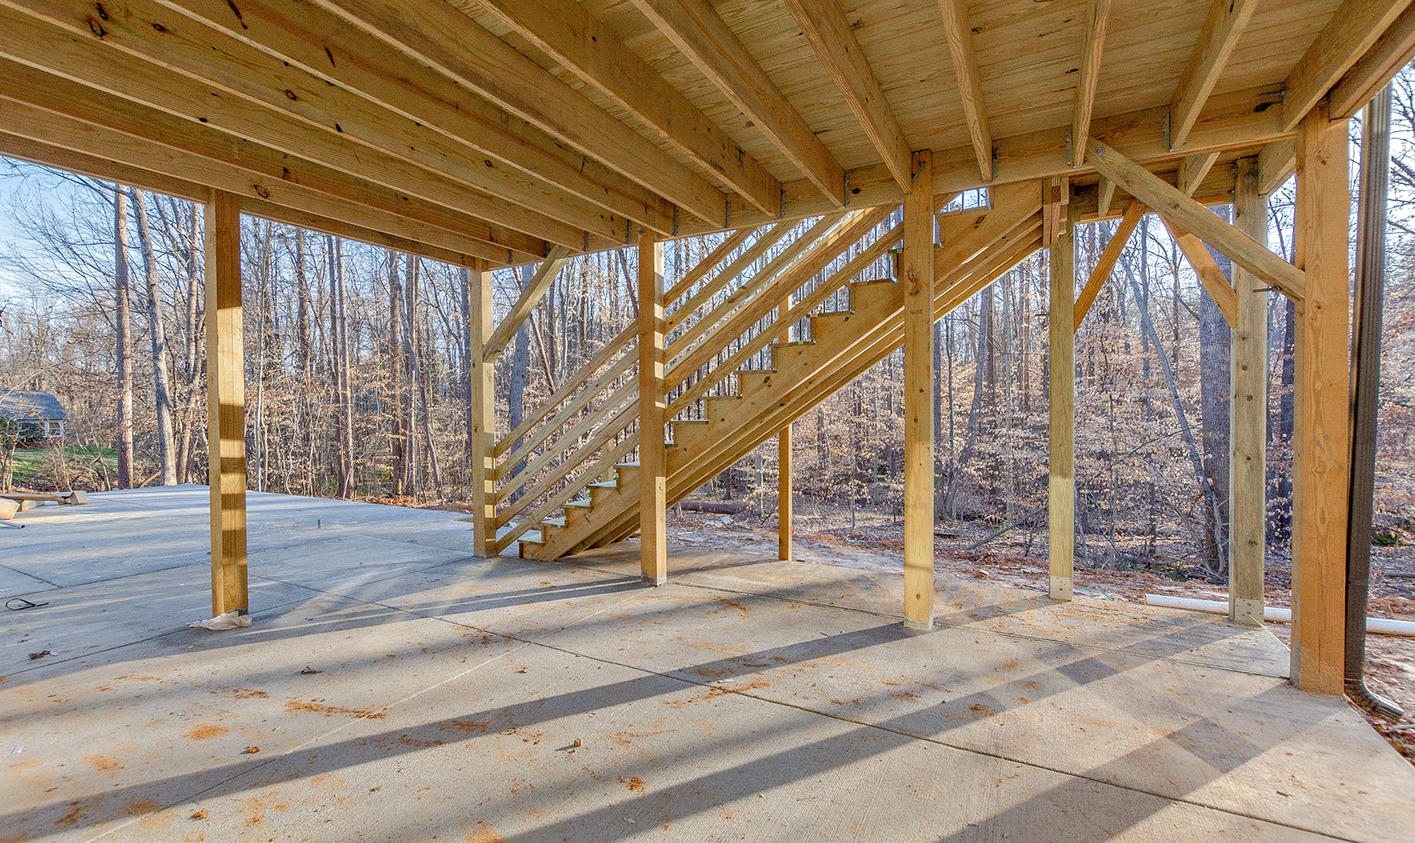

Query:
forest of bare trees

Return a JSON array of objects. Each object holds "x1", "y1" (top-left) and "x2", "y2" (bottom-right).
[{"x1": 3, "y1": 68, "x2": 1415, "y2": 582}]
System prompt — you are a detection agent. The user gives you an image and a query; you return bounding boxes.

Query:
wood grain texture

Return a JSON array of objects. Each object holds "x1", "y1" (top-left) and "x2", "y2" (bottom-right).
[
  {"x1": 903, "y1": 150, "x2": 935, "y2": 630},
  {"x1": 1229, "y1": 156, "x2": 1267, "y2": 626},
  {"x1": 205, "y1": 189, "x2": 248, "y2": 616},
  {"x1": 638, "y1": 231, "x2": 668, "y2": 584},
  {"x1": 1289, "y1": 102, "x2": 1352, "y2": 694}
]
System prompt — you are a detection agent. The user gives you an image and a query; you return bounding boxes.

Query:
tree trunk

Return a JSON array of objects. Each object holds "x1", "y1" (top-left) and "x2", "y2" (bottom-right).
[
  {"x1": 129, "y1": 189, "x2": 177, "y2": 485},
  {"x1": 1197, "y1": 212, "x2": 1233, "y2": 572},
  {"x1": 113, "y1": 185, "x2": 135, "y2": 489}
]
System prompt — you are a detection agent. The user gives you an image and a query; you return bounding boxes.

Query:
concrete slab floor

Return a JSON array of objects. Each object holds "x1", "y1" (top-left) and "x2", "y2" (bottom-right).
[{"x1": 1, "y1": 488, "x2": 1411, "y2": 842}]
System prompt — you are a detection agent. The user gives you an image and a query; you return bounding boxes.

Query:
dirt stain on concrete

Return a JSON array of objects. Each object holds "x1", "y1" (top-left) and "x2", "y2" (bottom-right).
[
  {"x1": 184, "y1": 724, "x2": 229, "y2": 741},
  {"x1": 84, "y1": 754, "x2": 118, "y2": 771},
  {"x1": 285, "y1": 700, "x2": 386, "y2": 719},
  {"x1": 466, "y1": 828, "x2": 506, "y2": 843},
  {"x1": 621, "y1": 776, "x2": 646, "y2": 793}
]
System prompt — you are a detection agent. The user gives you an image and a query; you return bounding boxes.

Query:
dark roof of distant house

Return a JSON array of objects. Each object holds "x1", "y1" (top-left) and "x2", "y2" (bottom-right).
[{"x1": 0, "y1": 391, "x2": 67, "y2": 421}]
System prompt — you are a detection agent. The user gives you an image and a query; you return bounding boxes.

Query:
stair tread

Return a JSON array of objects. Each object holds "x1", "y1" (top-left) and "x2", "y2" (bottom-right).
[
  {"x1": 565, "y1": 499, "x2": 592, "y2": 508},
  {"x1": 519, "y1": 530, "x2": 544, "y2": 545},
  {"x1": 589, "y1": 481, "x2": 618, "y2": 490},
  {"x1": 542, "y1": 516, "x2": 567, "y2": 528}
]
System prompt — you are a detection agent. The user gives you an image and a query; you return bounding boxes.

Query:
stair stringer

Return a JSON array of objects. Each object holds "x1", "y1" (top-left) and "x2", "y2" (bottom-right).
[
  {"x1": 519, "y1": 191, "x2": 1044, "y2": 561},
  {"x1": 586, "y1": 217, "x2": 1046, "y2": 552}
]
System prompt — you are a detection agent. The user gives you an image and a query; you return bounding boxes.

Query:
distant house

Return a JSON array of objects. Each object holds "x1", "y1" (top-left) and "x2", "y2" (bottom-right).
[{"x1": 0, "y1": 391, "x2": 67, "y2": 441}]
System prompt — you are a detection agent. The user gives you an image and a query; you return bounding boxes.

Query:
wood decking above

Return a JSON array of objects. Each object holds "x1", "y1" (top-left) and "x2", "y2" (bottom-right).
[{"x1": 0, "y1": 0, "x2": 1408, "y2": 267}]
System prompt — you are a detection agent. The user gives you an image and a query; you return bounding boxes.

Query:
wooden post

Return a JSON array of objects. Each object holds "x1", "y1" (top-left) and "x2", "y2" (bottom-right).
[
  {"x1": 778, "y1": 301, "x2": 793, "y2": 562},
  {"x1": 1048, "y1": 184, "x2": 1075, "y2": 602},
  {"x1": 1290, "y1": 101, "x2": 1351, "y2": 694},
  {"x1": 469, "y1": 262, "x2": 495, "y2": 557},
  {"x1": 638, "y1": 230, "x2": 668, "y2": 585},
  {"x1": 778, "y1": 424, "x2": 792, "y2": 561},
  {"x1": 1229, "y1": 157, "x2": 1267, "y2": 626},
  {"x1": 204, "y1": 189, "x2": 248, "y2": 617},
  {"x1": 902, "y1": 149, "x2": 935, "y2": 631}
]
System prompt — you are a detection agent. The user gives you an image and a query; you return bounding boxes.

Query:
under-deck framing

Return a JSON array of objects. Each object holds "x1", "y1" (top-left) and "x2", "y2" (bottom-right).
[{"x1": 4, "y1": 0, "x2": 1414, "y2": 697}]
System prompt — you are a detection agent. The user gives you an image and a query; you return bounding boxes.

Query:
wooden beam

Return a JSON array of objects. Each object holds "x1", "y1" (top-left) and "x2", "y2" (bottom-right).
[
  {"x1": 902, "y1": 150, "x2": 935, "y2": 630},
  {"x1": 1085, "y1": 137, "x2": 1306, "y2": 301},
  {"x1": 638, "y1": 231, "x2": 668, "y2": 585},
  {"x1": 778, "y1": 423, "x2": 793, "y2": 562},
  {"x1": 1257, "y1": 138, "x2": 1297, "y2": 195},
  {"x1": 1282, "y1": 0, "x2": 1413, "y2": 131},
  {"x1": 0, "y1": 129, "x2": 491, "y2": 268},
  {"x1": 1070, "y1": 0, "x2": 1112, "y2": 168},
  {"x1": 1160, "y1": 217, "x2": 1238, "y2": 326},
  {"x1": 1229, "y1": 156, "x2": 1267, "y2": 626},
  {"x1": 469, "y1": 263, "x2": 496, "y2": 557},
  {"x1": 777, "y1": 292, "x2": 795, "y2": 563},
  {"x1": 0, "y1": 58, "x2": 546, "y2": 262},
  {"x1": 160, "y1": 0, "x2": 671, "y2": 237},
  {"x1": 484, "y1": 247, "x2": 574, "y2": 360},
  {"x1": 937, "y1": 0, "x2": 993, "y2": 182},
  {"x1": 1330, "y1": 5, "x2": 1415, "y2": 119},
  {"x1": 682, "y1": 86, "x2": 1294, "y2": 237},
  {"x1": 1177, "y1": 151, "x2": 1221, "y2": 197},
  {"x1": 0, "y1": 7, "x2": 595, "y2": 250},
  {"x1": 1042, "y1": 177, "x2": 1070, "y2": 249},
  {"x1": 478, "y1": 0, "x2": 780, "y2": 218},
  {"x1": 1074, "y1": 201, "x2": 1144, "y2": 325},
  {"x1": 1169, "y1": 0, "x2": 1260, "y2": 151},
  {"x1": 314, "y1": 0, "x2": 728, "y2": 227},
  {"x1": 9, "y1": 0, "x2": 628, "y2": 241},
  {"x1": 1048, "y1": 204, "x2": 1075, "y2": 602},
  {"x1": 632, "y1": 0, "x2": 845, "y2": 206},
  {"x1": 205, "y1": 189, "x2": 248, "y2": 617},
  {"x1": 781, "y1": 0, "x2": 911, "y2": 191},
  {"x1": 0, "y1": 95, "x2": 514, "y2": 266},
  {"x1": 1096, "y1": 178, "x2": 1117, "y2": 219},
  {"x1": 1290, "y1": 101, "x2": 1352, "y2": 694}
]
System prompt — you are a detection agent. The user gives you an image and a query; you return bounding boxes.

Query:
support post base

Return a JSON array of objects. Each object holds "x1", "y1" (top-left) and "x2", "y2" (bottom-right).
[
  {"x1": 642, "y1": 574, "x2": 667, "y2": 587},
  {"x1": 1230, "y1": 597, "x2": 1264, "y2": 627},
  {"x1": 1049, "y1": 576, "x2": 1074, "y2": 601},
  {"x1": 903, "y1": 616, "x2": 934, "y2": 633}
]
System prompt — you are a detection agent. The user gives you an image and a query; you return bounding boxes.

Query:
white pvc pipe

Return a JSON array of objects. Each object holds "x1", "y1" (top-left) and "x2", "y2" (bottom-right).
[{"x1": 1143, "y1": 594, "x2": 1415, "y2": 638}]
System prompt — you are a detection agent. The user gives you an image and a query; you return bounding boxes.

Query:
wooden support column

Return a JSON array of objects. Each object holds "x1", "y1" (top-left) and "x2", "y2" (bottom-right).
[
  {"x1": 1290, "y1": 102, "x2": 1352, "y2": 694},
  {"x1": 639, "y1": 231, "x2": 668, "y2": 585},
  {"x1": 469, "y1": 262, "x2": 495, "y2": 557},
  {"x1": 204, "y1": 189, "x2": 248, "y2": 617},
  {"x1": 1229, "y1": 157, "x2": 1267, "y2": 626},
  {"x1": 778, "y1": 310, "x2": 793, "y2": 563},
  {"x1": 903, "y1": 150, "x2": 935, "y2": 631},
  {"x1": 1048, "y1": 187, "x2": 1076, "y2": 602},
  {"x1": 778, "y1": 425, "x2": 792, "y2": 561}
]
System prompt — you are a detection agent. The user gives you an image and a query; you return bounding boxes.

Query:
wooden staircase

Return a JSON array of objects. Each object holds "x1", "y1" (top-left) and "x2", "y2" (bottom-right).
[
  {"x1": 491, "y1": 181, "x2": 1044, "y2": 561},
  {"x1": 514, "y1": 186, "x2": 1042, "y2": 561}
]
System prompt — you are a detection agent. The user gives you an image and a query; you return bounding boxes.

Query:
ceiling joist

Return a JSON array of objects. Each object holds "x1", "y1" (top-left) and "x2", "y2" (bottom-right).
[
  {"x1": 781, "y1": 0, "x2": 912, "y2": 191},
  {"x1": 1169, "y1": 0, "x2": 1260, "y2": 151},
  {"x1": 631, "y1": 0, "x2": 846, "y2": 207},
  {"x1": 314, "y1": 0, "x2": 730, "y2": 228},
  {"x1": 476, "y1": 0, "x2": 781, "y2": 219},
  {"x1": 0, "y1": 5, "x2": 595, "y2": 250},
  {"x1": 0, "y1": 95, "x2": 514, "y2": 265},
  {"x1": 937, "y1": 0, "x2": 993, "y2": 183},
  {"x1": 0, "y1": 131, "x2": 484, "y2": 268},
  {"x1": 1282, "y1": 0, "x2": 1414, "y2": 131},
  {"x1": 161, "y1": 0, "x2": 670, "y2": 236},
  {"x1": 1329, "y1": 4, "x2": 1415, "y2": 118},
  {"x1": 1071, "y1": 0, "x2": 1112, "y2": 168}
]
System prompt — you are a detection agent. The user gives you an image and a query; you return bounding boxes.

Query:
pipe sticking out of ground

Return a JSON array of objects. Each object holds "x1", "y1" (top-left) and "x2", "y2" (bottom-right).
[{"x1": 1142, "y1": 594, "x2": 1415, "y2": 638}]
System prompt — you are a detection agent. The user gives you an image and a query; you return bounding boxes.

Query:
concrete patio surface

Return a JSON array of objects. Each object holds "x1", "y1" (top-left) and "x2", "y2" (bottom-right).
[{"x1": 1, "y1": 486, "x2": 1411, "y2": 842}]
